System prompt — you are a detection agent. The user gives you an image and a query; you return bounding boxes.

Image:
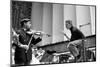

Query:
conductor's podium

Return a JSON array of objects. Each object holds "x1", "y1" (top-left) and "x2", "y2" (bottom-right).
[{"x1": 39, "y1": 35, "x2": 96, "y2": 63}]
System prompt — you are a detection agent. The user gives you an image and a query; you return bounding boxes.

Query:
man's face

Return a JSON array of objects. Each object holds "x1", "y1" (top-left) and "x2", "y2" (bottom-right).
[
  {"x1": 25, "y1": 21, "x2": 31, "y2": 29},
  {"x1": 66, "y1": 22, "x2": 72, "y2": 29}
]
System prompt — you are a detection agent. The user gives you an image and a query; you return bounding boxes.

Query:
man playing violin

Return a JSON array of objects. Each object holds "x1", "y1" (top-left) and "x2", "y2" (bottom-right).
[{"x1": 14, "y1": 19, "x2": 43, "y2": 65}]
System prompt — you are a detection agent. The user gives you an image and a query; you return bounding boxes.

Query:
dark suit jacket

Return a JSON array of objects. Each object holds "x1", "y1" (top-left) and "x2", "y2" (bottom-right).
[{"x1": 14, "y1": 28, "x2": 42, "y2": 63}]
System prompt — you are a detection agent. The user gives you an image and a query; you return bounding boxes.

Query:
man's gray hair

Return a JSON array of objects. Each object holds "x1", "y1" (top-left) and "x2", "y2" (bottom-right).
[{"x1": 65, "y1": 20, "x2": 72, "y2": 25}]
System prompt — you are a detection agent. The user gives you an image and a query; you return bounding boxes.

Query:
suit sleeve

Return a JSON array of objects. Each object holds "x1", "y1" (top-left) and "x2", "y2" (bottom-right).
[{"x1": 31, "y1": 37, "x2": 42, "y2": 45}]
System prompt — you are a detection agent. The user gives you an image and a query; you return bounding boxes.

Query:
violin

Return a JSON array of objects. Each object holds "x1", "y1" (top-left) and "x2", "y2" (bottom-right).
[{"x1": 26, "y1": 29, "x2": 51, "y2": 37}]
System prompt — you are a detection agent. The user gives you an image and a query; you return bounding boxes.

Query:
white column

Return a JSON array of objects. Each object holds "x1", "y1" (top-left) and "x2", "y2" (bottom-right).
[
  {"x1": 90, "y1": 6, "x2": 96, "y2": 35},
  {"x1": 31, "y1": 2, "x2": 43, "y2": 31},
  {"x1": 76, "y1": 6, "x2": 92, "y2": 36},
  {"x1": 52, "y1": 4, "x2": 64, "y2": 43},
  {"x1": 64, "y1": 5, "x2": 77, "y2": 41},
  {"x1": 42, "y1": 3, "x2": 53, "y2": 45}
]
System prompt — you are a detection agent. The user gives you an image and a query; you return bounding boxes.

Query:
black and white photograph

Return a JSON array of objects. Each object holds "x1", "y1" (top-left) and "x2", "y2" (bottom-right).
[{"x1": 11, "y1": 0, "x2": 96, "y2": 66}]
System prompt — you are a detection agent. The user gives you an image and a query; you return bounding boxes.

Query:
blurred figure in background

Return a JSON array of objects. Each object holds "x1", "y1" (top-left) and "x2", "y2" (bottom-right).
[{"x1": 64, "y1": 20, "x2": 85, "y2": 62}]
